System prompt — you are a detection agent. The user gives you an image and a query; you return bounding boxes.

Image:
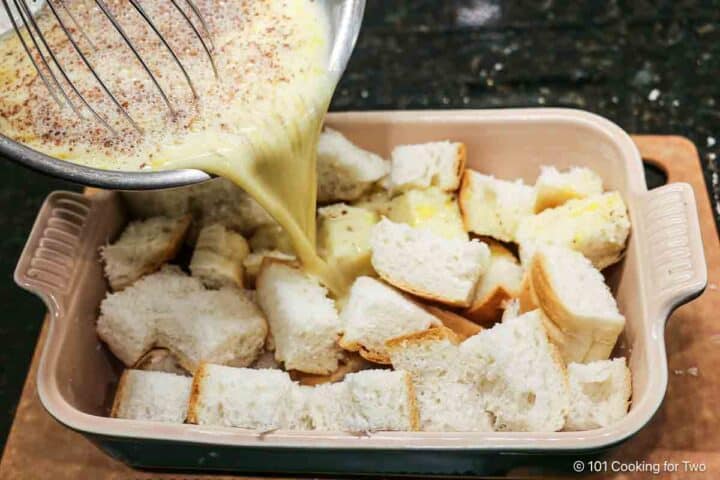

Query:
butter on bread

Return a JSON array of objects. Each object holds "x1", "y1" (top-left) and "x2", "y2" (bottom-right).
[
  {"x1": 338, "y1": 276, "x2": 441, "y2": 364},
  {"x1": 534, "y1": 166, "x2": 603, "y2": 213},
  {"x1": 516, "y1": 191, "x2": 630, "y2": 270},
  {"x1": 387, "y1": 187, "x2": 468, "y2": 240},
  {"x1": 528, "y1": 245, "x2": 625, "y2": 364},
  {"x1": 97, "y1": 266, "x2": 267, "y2": 372},
  {"x1": 370, "y1": 218, "x2": 490, "y2": 307},
  {"x1": 459, "y1": 170, "x2": 535, "y2": 242},
  {"x1": 389, "y1": 141, "x2": 466, "y2": 192},
  {"x1": 255, "y1": 261, "x2": 342, "y2": 374},
  {"x1": 317, "y1": 128, "x2": 389, "y2": 203},
  {"x1": 190, "y1": 224, "x2": 249, "y2": 289},
  {"x1": 465, "y1": 240, "x2": 524, "y2": 326},
  {"x1": 101, "y1": 215, "x2": 190, "y2": 291},
  {"x1": 317, "y1": 203, "x2": 378, "y2": 280},
  {"x1": 111, "y1": 369, "x2": 192, "y2": 423}
]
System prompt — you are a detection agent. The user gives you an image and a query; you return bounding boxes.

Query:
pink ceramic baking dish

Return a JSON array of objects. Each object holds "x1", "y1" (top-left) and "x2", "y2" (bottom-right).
[{"x1": 14, "y1": 109, "x2": 707, "y2": 476}]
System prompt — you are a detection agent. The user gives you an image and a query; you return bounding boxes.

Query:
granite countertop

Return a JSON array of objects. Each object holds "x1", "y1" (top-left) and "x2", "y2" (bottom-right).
[{"x1": 0, "y1": 0, "x2": 718, "y2": 452}]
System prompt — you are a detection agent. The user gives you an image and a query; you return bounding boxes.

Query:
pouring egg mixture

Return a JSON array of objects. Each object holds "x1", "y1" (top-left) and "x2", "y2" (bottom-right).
[{"x1": 0, "y1": 0, "x2": 344, "y2": 291}]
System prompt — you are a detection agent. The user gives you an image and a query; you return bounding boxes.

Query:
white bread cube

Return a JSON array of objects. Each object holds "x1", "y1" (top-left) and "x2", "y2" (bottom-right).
[
  {"x1": 465, "y1": 241, "x2": 524, "y2": 326},
  {"x1": 111, "y1": 370, "x2": 192, "y2": 423},
  {"x1": 389, "y1": 141, "x2": 466, "y2": 192},
  {"x1": 249, "y1": 223, "x2": 294, "y2": 254},
  {"x1": 300, "y1": 382, "x2": 350, "y2": 430},
  {"x1": 255, "y1": 261, "x2": 342, "y2": 374},
  {"x1": 370, "y1": 219, "x2": 490, "y2": 307},
  {"x1": 242, "y1": 250, "x2": 297, "y2": 287},
  {"x1": 534, "y1": 166, "x2": 603, "y2": 212},
  {"x1": 190, "y1": 224, "x2": 249, "y2": 289},
  {"x1": 342, "y1": 369, "x2": 419, "y2": 432},
  {"x1": 387, "y1": 328, "x2": 493, "y2": 432},
  {"x1": 528, "y1": 245, "x2": 626, "y2": 364},
  {"x1": 317, "y1": 128, "x2": 389, "y2": 203},
  {"x1": 317, "y1": 204, "x2": 379, "y2": 280},
  {"x1": 101, "y1": 215, "x2": 190, "y2": 291},
  {"x1": 516, "y1": 191, "x2": 631, "y2": 270},
  {"x1": 565, "y1": 358, "x2": 631, "y2": 431},
  {"x1": 97, "y1": 266, "x2": 267, "y2": 371},
  {"x1": 458, "y1": 170, "x2": 535, "y2": 242},
  {"x1": 387, "y1": 187, "x2": 468, "y2": 240},
  {"x1": 338, "y1": 277, "x2": 441, "y2": 363},
  {"x1": 187, "y1": 364, "x2": 296, "y2": 430},
  {"x1": 460, "y1": 310, "x2": 569, "y2": 432}
]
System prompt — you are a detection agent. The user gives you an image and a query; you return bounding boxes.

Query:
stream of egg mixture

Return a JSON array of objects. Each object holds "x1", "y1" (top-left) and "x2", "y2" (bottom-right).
[{"x1": 0, "y1": 0, "x2": 347, "y2": 293}]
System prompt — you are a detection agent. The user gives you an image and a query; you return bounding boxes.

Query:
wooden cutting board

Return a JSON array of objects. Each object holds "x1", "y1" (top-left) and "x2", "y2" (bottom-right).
[{"x1": 1, "y1": 136, "x2": 718, "y2": 479}]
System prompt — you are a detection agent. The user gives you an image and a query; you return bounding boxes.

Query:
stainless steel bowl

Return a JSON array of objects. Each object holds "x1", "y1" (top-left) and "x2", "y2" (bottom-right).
[{"x1": 0, "y1": 0, "x2": 365, "y2": 190}]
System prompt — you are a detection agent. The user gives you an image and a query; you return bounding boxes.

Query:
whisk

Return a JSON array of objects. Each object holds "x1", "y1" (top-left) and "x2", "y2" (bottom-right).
[
  {"x1": 1, "y1": 0, "x2": 216, "y2": 135},
  {"x1": 0, "y1": 0, "x2": 365, "y2": 189}
]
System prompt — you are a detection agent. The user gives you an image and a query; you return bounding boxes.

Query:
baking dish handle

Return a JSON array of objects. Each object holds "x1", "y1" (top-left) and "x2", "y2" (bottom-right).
[
  {"x1": 14, "y1": 190, "x2": 111, "y2": 318},
  {"x1": 640, "y1": 183, "x2": 707, "y2": 320}
]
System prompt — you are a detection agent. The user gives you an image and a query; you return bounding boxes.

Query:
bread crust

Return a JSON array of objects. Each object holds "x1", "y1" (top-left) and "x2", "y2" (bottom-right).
[
  {"x1": 424, "y1": 305, "x2": 482, "y2": 339},
  {"x1": 110, "y1": 370, "x2": 131, "y2": 418},
  {"x1": 385, "y1": 326, "x2": 460, "y2": 353},
  {"x1": 464, "y1": 285, "x2": 515, "y2": 327},
  {"x1": 530, "y1": 253, "x2": 624, "y2": 363},
  {"x1": 458, "y1": 169, "x2": 473, "y2": 233},
  {"x1": 403, "y1": 371, "x2": 421, "y2": 431},
  {"x1": 185, "y1": 363, "x2": 208, "y2": 424},
  {"x1": 453, "y1": 143, "x2": 467, "y2": 191},
  {"x1": 375, "y1": 270, "x2": 473, "y2": 307}
]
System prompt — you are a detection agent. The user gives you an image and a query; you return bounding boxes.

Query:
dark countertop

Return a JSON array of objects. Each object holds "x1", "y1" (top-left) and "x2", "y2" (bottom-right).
[{"x1": 0, "y1": 0, "x2": 718, "y2": 452}]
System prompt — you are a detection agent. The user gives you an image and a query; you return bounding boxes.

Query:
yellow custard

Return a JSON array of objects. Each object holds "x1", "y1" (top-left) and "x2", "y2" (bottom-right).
[{"x1": 0, "y1": 0, "x2": 346, "y2": 293}]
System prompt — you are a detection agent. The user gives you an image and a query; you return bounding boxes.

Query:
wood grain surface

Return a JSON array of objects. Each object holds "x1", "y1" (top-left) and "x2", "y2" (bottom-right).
[{"x1": 1, "y1": 136, "x2": 718, "y2": 479}]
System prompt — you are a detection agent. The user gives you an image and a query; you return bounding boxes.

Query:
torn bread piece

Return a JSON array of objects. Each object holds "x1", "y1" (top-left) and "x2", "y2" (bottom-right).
[
  {"x1": 370, "y1": 218, "x2": 490, "y2": 307},
  {"x1": 101, "y1": 215, "x2": 191, "y2": 291},
  {"x1": 342, "y1": 369, "x2": 419, "y2": 432},
  {"x1": 387, "y1": 327, "x2": 493, "y2": 432},
  {"x1": 389, "y1": 141, "x2": 466, "y2": 192},
  {"x1": 516, "y1": 191, "x2": 631, "y2": 270},
  {"x1": 317, "y1": 203, "x2": 379, "y2": 280},
  {"x1": 317, "y1": 128, "x2": 389, "y2": 203},
  {"x1": 465, "y1": 241, "x2": 524, "y2": 326},
  {"x1": 459, "y1": 170, "x2": 535, "y2": 242},
  {"x1": 460, "y1": 310, "x2": 569, "y2": 432},
  {"x1": 387, "y1": 187, "x2": 468, "y2": 240},
  {"x1": 534, "y1": 166, "x2": 603, "y2": 213},
  {"x1": 242, "y1": 250, "x2": 297, "y2": 287},
  {"x1": 97, "y1": 266, "x2": 267, "y2": 371},
  {"x1": 111, "y1": 370, "x2": 192, "y2": 423},
  {"x1": 190, "y1": 224, "x2": 250, "y2": 289},
  {"x1": 529, "y1": 245, "x2": 626, "y2": 364},
  {"x1": 133, "y1": 348, "x2": 188, "y2": 376},
  {"x1": 339, "y1": 276, "x2": 442, "y2": 363},
  {"x1": 565, "y1": 358, "x2": 631, "y2": 431},
  {"x1": 187, "y1": 364, "x2": 297, "y2": 430},
  {"x1": 256, "y1": 261, "x2": 342, "y2": 374},
  {"x1": 423, "y1": 306, "x2": 482, "y2": 340}
]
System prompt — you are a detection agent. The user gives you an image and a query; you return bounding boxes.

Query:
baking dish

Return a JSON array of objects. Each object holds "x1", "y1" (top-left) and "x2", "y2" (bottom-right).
[{"x1": 14, "y1": 109, "x2": 707, "y2": 476}]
